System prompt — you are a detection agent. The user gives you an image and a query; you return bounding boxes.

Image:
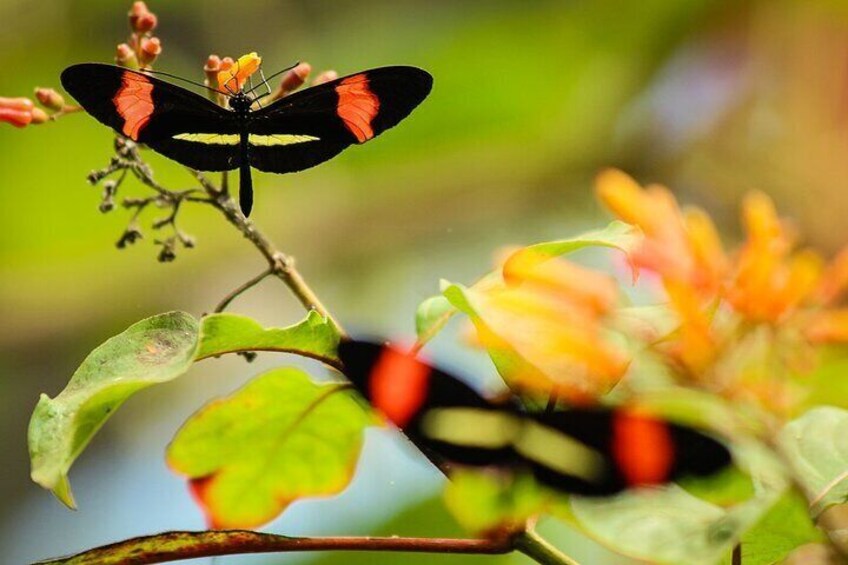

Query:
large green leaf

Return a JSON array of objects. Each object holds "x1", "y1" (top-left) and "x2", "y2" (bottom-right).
[
  {"x1": 29, "y1": 310, "x2": 346, "y2": 508},
  {"x1": 167, "y1": 367, "x2": 371, "y2": 528},
  {"x1": 197, "y1": 310, "x2": 341, "y2": 366},
  {"x1": 28, "y1": 311, "x2": 200, "y2": 507},
  {"x1": 720, "y1": 491, "x2": 823, "y2": 565},
  {"x1": 778, "y1": 406, "x2": 848, "y2": 517},
  {"x1": 570, "y1": 485, "x2": 780, "y2": 565}
]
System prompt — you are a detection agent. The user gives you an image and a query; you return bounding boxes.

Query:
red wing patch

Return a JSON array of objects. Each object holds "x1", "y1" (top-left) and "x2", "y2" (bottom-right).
[
  {"x1": 113, "y1": 71, "x2": 154, "y2": 140},
  {"x1": 611, "y1": 410, "x2": 674, "y2": 487},
  {"x1": 369, "y1": 347, "x2": 431, "y2": 428},
  {"x1": 336, "y1": 74, "x2": 380, "y2": 143}
]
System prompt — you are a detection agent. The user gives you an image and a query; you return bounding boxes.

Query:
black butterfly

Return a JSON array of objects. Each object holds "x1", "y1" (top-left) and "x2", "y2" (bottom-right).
[
  {"x1": 337, "y1": 339, "x2": 733, "y2": 496},
  {"x1": 61, "y1": 62, "x2": 433, "y2": 216}
]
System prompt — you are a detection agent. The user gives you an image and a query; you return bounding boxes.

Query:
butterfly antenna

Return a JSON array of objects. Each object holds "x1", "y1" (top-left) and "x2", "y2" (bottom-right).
[
  {"x1": 141, "y1": 69, "x2": 226, "y2": 96},
  {"x1": 244, "y1": 61, "x2": 300, "y2": 96}
]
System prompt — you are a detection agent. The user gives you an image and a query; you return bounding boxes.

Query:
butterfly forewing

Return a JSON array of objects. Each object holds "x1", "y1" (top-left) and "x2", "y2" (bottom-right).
[
  {"x1": 61, "y1": 63, "x2": 241, "y2": 171},
  {"x1": 248, "y1": 66, "x2": 433, "y2": 173}
]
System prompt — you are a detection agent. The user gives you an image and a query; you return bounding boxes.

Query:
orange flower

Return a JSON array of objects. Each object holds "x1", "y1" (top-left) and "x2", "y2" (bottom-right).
[
  {"x1": 467, "y1": 252, "x2": 629, "y2": 400},
  {"x1": 217, "y1": 52, "x2": 262, "y2": 94}
]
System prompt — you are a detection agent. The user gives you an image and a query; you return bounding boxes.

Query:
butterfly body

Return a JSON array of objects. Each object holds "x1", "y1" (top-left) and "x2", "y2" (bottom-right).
[{"x1": 61, "y1": 63, "x2": 432, "y2": 215}]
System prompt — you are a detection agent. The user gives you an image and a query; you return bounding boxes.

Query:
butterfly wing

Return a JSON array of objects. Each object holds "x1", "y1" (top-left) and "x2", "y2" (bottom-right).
[
  {"x1": 247, "y1": 66, "x2": 433, "y2": 173},
  {"x1": 338, "y1": 339, "x2": 733, "y2": 496},
  {"x1": 61, "y1": 63, "x2": 241, "y2": 171}
]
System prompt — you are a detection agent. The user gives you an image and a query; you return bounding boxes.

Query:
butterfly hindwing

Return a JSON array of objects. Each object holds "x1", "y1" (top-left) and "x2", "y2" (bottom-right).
[
  {"x1": 61, "y1": 63, "x2": 241, "y2": 171},
  {"x1": 247, "y1": 66, "x2": 433, "y2": 174},
  {"x1": 338, "y1": 339, "x2": 733, "y2": 496}
]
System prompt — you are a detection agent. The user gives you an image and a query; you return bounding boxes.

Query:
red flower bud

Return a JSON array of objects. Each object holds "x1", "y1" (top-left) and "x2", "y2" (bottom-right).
[
  {"x1": 0, "y1": 108, "x2": 33, "y2": 128},
  {"x1": 204, "y1": 54, "x2": 222, "y2": 73},
  {"x1": 312, "y1": 70, "x2": 338, "y2": 86},
  {"x1": 279, "y1": 62, "x2": 311, "y2": 96},
  {"x1": 128, "y1": 1, "x2": 150, "y2": 30},
  {"x1": 138, "y1": 37, "x2": 162, "y2": 68},
  {"x1": 0, "y1": 96, "x2": 34, "y2": 111},
  {"x1": 116, "y1": 43, "x2": 139, "y2": 69},
  {"x1": 34, "y1": 87, "x2": 65, "y2": 111},
  {"x1": 135, "y1": 12, "x2": 157, "y2": 33},
  {"x1": 30, "y1": 107, "x2": 49, "y2": 124}
]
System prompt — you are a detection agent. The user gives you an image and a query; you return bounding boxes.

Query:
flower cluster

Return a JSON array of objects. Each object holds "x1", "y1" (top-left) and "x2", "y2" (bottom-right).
[
  {"x1": 459, "y1": 169, "x2": 848, "y2": 416},
  {"x1": 116, "y1": 2, "x2": 161, "y2": 69},
  {"x1": 595, "y1": 169, "x2": 848, "y2": 414}
]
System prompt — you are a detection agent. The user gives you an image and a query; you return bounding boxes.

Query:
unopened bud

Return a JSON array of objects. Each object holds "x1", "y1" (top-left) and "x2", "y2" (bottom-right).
[
  {"x1": 116, "y1": 43, "x2": 139, "y2": 69},
  {"x1": 279, "y1": 62, "x2": 311, "y2": 96},
  {"x1": 312, "y1": 70, "x2": 338, "y2": 86},
  {"x1": 128, "y1": 1, "x2": 150, "y2": 30},
  {"x1": 135, "y1": 12, "x2": 157, "y2": 33},
  {"x1": 34, "y1": 87, "x2": 65, "y2": 111},
  {"x1": 0, "y1": 96, "x2": 34, "y2": 111},
  {"x1": 138, "y1": 37, "x2": 162, "y2": 68},
  {"x1": 0, "y1": 108, "x2": 32, "y2": 128},
  {"x1": 30, "y1": 107, "x2": 49, "y2": 124},
  {"x1": 117, "y1": 226, "x2": 143, "y2": 248},
  {"x1": 157, "y1": 238, "x2": 177, "y2": 262},
  {"x1": 204, "y1": 54, "x2": 222, "y2": 89}
]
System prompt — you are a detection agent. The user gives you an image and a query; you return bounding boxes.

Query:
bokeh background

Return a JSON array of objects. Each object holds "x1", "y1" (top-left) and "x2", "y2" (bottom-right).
[{"x1": 3, "y1": 0, "x2": 848, "y2": 563}]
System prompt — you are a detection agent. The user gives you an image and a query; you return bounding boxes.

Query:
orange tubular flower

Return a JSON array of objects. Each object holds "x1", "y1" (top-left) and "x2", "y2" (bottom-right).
[
  {"x1": 593, "y1": 168, "x2": 848, "y2": 413},
  {"x1": 217, "y1": 53, "x2": 262, "y2": 94}
]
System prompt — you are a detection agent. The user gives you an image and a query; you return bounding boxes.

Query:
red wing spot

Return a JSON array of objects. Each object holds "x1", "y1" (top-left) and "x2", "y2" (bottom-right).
[
  {"x1": 369, "y1": 347, "x2": 431, "y2": 428},
  {"x1": 113, "y1": 72, "x2": 154, "y2": 140},
  {"x1": 611, "y1": 410, "x2": 675, "y2": 487},
  {"x1": 336, "y1": 74, "x2": 379, "y2": 143}
]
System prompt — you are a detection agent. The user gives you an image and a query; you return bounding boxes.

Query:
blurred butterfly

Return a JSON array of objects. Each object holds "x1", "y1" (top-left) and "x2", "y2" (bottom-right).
[
  {"x1": 61, "y1": 57, "x2": 432, "y2": 216},
  {"x1": 338, "y1": 339, "x2": 733, "y2": 496}
]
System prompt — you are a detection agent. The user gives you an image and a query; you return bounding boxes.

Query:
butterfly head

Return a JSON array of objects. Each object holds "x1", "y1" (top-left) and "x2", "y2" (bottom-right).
[{"x1": 228, "y1": 93, "x2": 253, "y2": 113}]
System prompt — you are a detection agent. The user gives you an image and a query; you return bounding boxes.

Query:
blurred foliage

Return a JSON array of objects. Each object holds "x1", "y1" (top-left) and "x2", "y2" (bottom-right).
[{"x1": 11, "y1": 1, "x2": 848, "y2": 564}]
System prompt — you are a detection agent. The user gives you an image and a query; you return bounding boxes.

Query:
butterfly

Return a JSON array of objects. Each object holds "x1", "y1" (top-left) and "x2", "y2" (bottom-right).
[
  {"x1": 60, "y1": 60, "x2": 433, "y2": 216},
  {"x1": 337, "y1": 339, "x2": 733, "y2": 496}
]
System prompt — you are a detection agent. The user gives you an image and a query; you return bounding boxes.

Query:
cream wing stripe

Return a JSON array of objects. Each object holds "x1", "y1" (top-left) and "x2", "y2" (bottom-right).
[{"x1": 173, "y1": 133, "x2": 320, "y2": 146}]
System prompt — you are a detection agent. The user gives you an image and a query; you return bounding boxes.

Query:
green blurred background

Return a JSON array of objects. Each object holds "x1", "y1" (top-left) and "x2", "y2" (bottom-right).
[{"x1": 4, "y1": 0, "x2": 848, "y2": 562}]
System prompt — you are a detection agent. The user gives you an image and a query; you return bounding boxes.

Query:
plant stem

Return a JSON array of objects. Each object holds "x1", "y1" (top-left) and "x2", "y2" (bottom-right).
[
  {"x1": 193, "y1": 171, "x2": 344, "y2": 332},
  {"x1": 35, "y1": 530, "x2": 514, "y2": 565},
  {"x1": 514, "y1": 529, "x2": 581, "y2": 565},
  {"x1": 213, "y1": 267, "x2": 273, "y2": 313}
]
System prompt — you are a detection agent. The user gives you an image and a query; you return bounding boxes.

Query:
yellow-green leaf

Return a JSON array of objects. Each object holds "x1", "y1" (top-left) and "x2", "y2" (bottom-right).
[
  {"x1": 28, "y1": 311, "x2": 200, "y2": 507},
  {"x1": 167, "y1": 367, "x2": 370, "y2": 528},
  {"x1": 197, "y1": 310, "x2": 341, "y2": 366}
]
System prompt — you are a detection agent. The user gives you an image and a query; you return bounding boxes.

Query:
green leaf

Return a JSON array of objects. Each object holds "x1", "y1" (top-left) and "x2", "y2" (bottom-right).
[
  {"x1": 720, "y1": 491, "x2": 823, "y2": 565},
  {"x1": 778, "y1": 406, "x2": 848, "y2": 517},
  {"x1": 197, "y1": 310, "x2": 341, "y2": 366},
  {"x1": 570, "y1": 485, "x2": 780, "y2": 565},
  {"x1": 443, "y1": 469, "x2": 549, "y2": 534},
  {"x1": 414, "y1": 294, "x2": 456, "y2": 345},
  {"x1": 28, "y1": 312, "x2": 200, "y2": 507},
  {"x1": 501, "y1": 220, "x2": 641, "y2": 282},
  {"x1": 167, "y1": 367, "x2": 371, "y2": 528}
]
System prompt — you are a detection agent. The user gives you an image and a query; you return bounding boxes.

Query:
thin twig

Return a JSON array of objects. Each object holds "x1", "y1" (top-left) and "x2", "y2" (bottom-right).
[
  {"x1": 214, "y1": 268, "x2": 274, "y2": 312},
  {"x1": 194, "y1": 170, "x2": 344, "y2": 332},
  {"x1": 34, "y1": 530, "x2": 515, "y2": 565}
]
